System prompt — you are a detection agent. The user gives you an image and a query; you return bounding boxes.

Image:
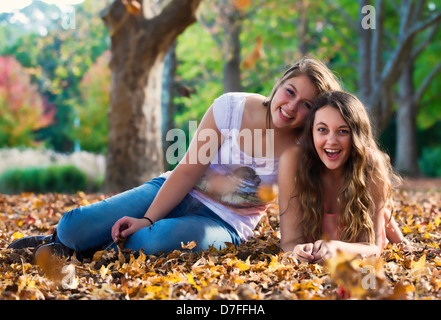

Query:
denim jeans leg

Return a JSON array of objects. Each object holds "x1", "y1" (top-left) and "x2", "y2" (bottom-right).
[
  {"x1": 124, "y1": 196, "x2": 240, "y2": 254},
  {"x1": 124, "y1": 214, "x2": 236, "y2": 254},
  {"x1": 56, "y1": 177, "x2": 167, "y2": 252}
]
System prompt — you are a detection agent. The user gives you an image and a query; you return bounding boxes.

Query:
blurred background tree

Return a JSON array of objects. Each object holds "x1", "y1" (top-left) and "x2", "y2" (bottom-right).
[
  {"x1": 0, "y1": 0, "x2": 110, "y2": 152},
  {"x1": 0, "y1": 55, "x2": 54, "y2": 146},
  {"x1": 71, "y1": 50, "x2": 110, "y2": 154},
  {"x1": 100, "y1": 0, "x2": 201, "y2": 192}
]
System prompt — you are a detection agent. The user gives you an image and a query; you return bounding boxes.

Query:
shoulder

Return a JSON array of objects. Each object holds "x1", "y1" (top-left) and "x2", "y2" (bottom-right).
[
  {"x1": 244, "y1": 93, "x2": 267, "y2": 112},
  {"x1": 244, "y1": 93, "x2": 266, "y2": 104},
  {"x1": 365, "y1": 147, "x2": 398, "y2": 202},
  {"x1": 215, "y1": 92, "x2": 264, "y2": 103},
  {"x1": 279, "y1": 144, "x2": 302, "y2": 175},
  {"x1": 240, "y1": 93, "x2": 267, "y2": 126},
  {"x1": 212, "y1": 92, "x2": 264, "y2": 114}
]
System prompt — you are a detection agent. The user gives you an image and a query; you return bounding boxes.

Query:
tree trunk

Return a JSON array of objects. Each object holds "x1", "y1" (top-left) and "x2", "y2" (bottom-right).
[
  {"x1": 356, "y1": 0, "x2": 441, "y2": 137},
  {"x1": 162, "y1": 42, "x2": 177, "y2": 171},
  {"x1": 101, "y1": 0, "x2": 201, "y2": 193},
  {"x1": 395, "y1": 63, "x2": 420, "y2": 176},
  {"x1": 296, "y1": 0, "x2": 310, "y2": 56},
  {"x1": 198, "y1": 0, "x2": 244, "y2": 93},
  {"x1": 357, "y1": 0, "x2": 372, "y2": 107},
  {"x1": 222, "y1": 5, "x2": 242, "y2": 92}
]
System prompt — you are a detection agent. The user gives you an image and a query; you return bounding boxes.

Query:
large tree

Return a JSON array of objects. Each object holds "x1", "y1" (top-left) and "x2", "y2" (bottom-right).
[
  {"x1": 356, "y1": 0, "x2": 441, "y2": 135},
  {"x1": 101, "y1": 0, "x2": 201, "y2": 193},
  {"x1": 324, "y1": 0, "x2": 441, "y2": 175},
  {"x1": 395, "y1": 3, "x2": 441, "y2": 176}
]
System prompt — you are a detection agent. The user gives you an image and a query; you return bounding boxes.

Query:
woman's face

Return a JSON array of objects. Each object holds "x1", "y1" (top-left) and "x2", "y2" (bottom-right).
[
  {"x1": 270, "y1": 74, "x2": 318, "y2": 132},
  {"x1": 312, "y1": 105, "x2": 352, "y2": 172}
]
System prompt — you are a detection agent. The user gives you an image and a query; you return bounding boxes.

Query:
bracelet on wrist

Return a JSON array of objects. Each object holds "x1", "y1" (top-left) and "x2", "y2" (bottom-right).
[{"x1": 142, "y1": 216, "x2": 154, "y2": 226}]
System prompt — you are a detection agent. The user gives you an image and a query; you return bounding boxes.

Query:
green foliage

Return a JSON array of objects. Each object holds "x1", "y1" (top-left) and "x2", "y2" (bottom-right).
[
  {"x1": 71, "y1": 51, "x2": 110, "y2": 153},
  {"x1": 0, "y1": 165, "x2": 88, "y2": 194},
  {"x1": 418, "y1": 147, "x2": 441, "y2": 177},
  {"x1": 0, "y1": 0, "x2": 111, "y2": 152},
  {"x1": 415, "y1": 27, "x2": 441, "y2": 130}
]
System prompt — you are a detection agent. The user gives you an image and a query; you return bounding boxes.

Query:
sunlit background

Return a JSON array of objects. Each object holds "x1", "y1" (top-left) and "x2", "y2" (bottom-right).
[{"x1": 0, "y1": 0, "x2": 440, "y2": 194}]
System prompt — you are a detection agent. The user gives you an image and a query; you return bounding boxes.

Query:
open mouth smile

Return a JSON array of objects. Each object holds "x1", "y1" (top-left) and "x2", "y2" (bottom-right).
[{"x1": 324, "y1": 148, "x2": 341, "y2": 160}]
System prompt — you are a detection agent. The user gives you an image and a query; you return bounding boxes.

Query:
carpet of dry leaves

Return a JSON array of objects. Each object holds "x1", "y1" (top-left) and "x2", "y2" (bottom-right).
[{"x1": 0, "y1": 178, "x2": 441, "y2": 301}]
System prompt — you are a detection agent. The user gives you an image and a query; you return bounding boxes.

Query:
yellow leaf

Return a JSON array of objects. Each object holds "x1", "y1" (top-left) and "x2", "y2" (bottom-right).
[
  {"x1": 411, "y1": 254, "x2": 427, "y2": 269},
  {"x1": 145, "y1": 285, "x2": 163, "y2": 293},
  {"x1": 137, "y1": 250, "x2": 146, "y2": 263},
  {"x1": 77, "y1": 191, "x2": 86, "y2": 198},
  {"x1": 268, "y1": 255, "x2": 281, "y2": 270},
  {"x1": 235, "y1": 261, "x2": 250, "y2": 272},
  {"x1": 32, "y1": 198, "x2": 47, "y2": 209},
  {"x1": 402, "y1": 225, "x2": 412, "y2": 234},
  {"x1": 198, "y1": 284, "x2": 219, "y2": 300},
  {"x1": 92, "y1": 250, "x2": 106, "y2": 262},
  {"x1": 408, "y1": 254, "x2": 430, "y2": 279},
  {"x1": 187, "y1": 273, "x2": 201, "y2": 291},
  {"x1": 79, "y1": 199, "x2": 90, "y2": 206},
  {"x1": 117, "y1": 246, "x2": 126, "y2": 264},
  {"x1": 12, "y1": 231, "x2": 24, "y2": 240},
  {"x1": 99, "y1": 265, "x2": 109, "y2": 278}
]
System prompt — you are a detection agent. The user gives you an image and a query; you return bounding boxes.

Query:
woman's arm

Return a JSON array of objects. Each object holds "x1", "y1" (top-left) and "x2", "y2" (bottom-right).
[
  {"x1": 384, "y1": 208, "x2": 404, "y2": 243},
  {"x1": 112, "y1": 106, "x2": 223, "y2": 240},
  {"x1": 369, "y1": 150, "x2": 404, "y2": 245},
  {"x1": 278, "y1": 145, "x2": 308, "y2": 253},
  {"x1": 311, "y1": 240, "x2": 381, "y2": 263}
]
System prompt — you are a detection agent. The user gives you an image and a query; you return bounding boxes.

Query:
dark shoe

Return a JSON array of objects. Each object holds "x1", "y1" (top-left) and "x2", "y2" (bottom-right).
[
  {"x1": 7, "y1": 234, "x2": 53, "y2": 249},
  {"x1": 34, "y1": 242, "x2": 74, "y2": 259}
]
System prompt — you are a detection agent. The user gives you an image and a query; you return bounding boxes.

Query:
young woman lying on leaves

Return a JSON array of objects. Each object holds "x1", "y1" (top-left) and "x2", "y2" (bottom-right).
[
  {"x1": 278, "y1": 90, "x2": 410, "y2": 263},
  {"x1": 8, "y1": 57, "x2": 342, "y2": 259}
]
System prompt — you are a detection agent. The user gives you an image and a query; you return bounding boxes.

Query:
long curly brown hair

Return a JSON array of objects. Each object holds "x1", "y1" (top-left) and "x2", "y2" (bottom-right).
[{"x1": 296, "y1": 91, "x2": 399, "y2": 244}]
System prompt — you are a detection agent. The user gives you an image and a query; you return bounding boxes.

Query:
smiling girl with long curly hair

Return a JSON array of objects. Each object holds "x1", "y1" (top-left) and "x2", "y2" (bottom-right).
[{"x1": 278, "y1": 91, "x2": 407, "y2": 263}]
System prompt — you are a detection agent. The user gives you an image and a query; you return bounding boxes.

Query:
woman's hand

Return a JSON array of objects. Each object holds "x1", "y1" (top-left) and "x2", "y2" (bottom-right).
[
  {"x1": 292, "y1": 243, "x2": 315, "y2": 262},
  {"x1": 311, "y1": 240, "x2": 338, "y2": 263},
  {"x1": 292, "y1": 240, "x2": 338, "y2": 263},
  {"x1": 111, "y1": 216, "x2": 151, "y2": 243}
]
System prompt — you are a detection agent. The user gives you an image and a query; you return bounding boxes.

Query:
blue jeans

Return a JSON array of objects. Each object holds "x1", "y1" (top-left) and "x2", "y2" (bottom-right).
[{"x1": 56, "y1": 177, "x2": 240, "y2": 255}]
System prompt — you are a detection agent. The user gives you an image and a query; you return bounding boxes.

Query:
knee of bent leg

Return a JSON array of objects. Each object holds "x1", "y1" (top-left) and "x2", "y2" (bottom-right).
[{"x1": 56, "y1": 208, "x2": 90, "y2": 250}]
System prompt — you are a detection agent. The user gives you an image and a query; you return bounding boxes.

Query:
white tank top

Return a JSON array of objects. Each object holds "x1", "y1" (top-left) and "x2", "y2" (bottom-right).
[{"x1": 162, "y1": 92, "x2": 279, "y2": 241}]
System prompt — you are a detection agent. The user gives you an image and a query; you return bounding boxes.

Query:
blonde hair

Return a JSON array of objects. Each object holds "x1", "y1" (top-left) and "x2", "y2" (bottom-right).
[
  {"x1": 296, "y1": 91, "x2": 400, "y2": 244},
  {"x1": 263, "y1": 57, "x2": 342, "y2": 134}
]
